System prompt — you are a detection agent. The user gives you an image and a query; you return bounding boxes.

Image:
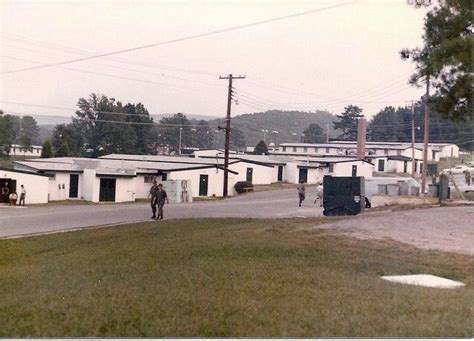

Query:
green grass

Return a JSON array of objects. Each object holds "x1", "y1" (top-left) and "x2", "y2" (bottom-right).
[{"x1": 0, "y1": 218, "x2": 472, "y2": 337}]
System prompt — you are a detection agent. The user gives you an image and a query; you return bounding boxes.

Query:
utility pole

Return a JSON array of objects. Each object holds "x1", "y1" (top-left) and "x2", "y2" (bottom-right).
[
  {"x1": 219, "y1": 74, "x2": 245, "y2": 197},
  {"x1": 178, "y1": 127, "x2": 183, "y2": 155},
  {"x1": 326, "y1": 124, "x2": 330, "y2": 143},
  {"x1": 421, "y1": 75, "x2": 430, "y2": 194},
  {"x1": 406, "y1": 100, "x2": 416, "y2": 177}
]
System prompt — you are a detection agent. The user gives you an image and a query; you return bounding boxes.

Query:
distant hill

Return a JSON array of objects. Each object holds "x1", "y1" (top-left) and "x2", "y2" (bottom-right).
[{"x1": 210, "y1": 110, "x2": 339, "y2": 147}]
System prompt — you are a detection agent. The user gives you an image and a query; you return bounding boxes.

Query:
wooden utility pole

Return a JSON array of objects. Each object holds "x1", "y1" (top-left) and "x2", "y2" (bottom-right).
[
  {"x1": 326, "y1": 124, "x2": 330, "y2": 143},
  {"x1": 219, "y1": 74, "x2": 245, "y2": 197},
  {"x1": 406, "y1": 100, "x2": 416, "y2": 177},
  {"x1": 421, "y1": 75, "x2": 430, "y2": 194}
]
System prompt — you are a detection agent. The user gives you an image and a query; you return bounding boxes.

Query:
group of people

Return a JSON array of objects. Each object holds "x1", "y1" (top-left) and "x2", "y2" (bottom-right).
[
  {"x1": 1, "y1": 183, "x2": 26, "y2": 206},
  {"x1": 297, "y1": 181, "x2": 324, "y2": 207},
  {"x1": 148, "y1": 180, "x2": 169, "y2": 220}
]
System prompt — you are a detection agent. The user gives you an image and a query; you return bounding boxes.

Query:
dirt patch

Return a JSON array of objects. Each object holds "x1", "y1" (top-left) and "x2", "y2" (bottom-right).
[{"x1": 316, "y1": 206, "x2": 474, "y2": 255}]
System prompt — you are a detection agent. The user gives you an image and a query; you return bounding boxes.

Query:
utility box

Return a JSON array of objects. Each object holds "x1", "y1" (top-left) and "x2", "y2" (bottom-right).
[{"x1": 323, "y1": 176, "x2": 365, "y2": 216}]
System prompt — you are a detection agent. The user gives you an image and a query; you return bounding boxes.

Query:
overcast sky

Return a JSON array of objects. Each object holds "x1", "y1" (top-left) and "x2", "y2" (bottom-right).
[{"x1": 0, "y1": 0, "x2": 429, "y2": 122}]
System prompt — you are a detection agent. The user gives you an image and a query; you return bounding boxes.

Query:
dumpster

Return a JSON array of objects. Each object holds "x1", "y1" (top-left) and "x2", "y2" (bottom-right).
[{"x1": 323, "y1": 176, "x2": 365, "y2": 216}]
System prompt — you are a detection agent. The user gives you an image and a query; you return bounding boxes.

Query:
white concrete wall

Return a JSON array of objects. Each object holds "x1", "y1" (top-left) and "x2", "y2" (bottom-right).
[
  {"x1": 283, "y1": 162, "x2": 299, "y2": 183},
  {"x1": 439, "y1": 144, "x2": 459, "y2": 158},
  {"x1": 169, "y1": 167, "x2": 236, "y2": 197},
  {"x1": 135, "y1": 174, "x2": 165, "y2": 199},
  {"x1": 386, "y1": 160, "x2": 412, "y2": 174},
  {"x1": 82, "y1": 169, "x2": 99, "y2": 202},
  {"x1": 0, "y1": 170, "x2": 49, "y2": 204},
  {"x1": 48, "y1": 173, "x2": 73, "y2": 201},
  {"x1": 229, "y1": 162, "x2": 276, "y2": 185},
  {"x1": 114, "y1": 177, "x2": 136, "y2": 203},
  {"x1": 333, "y1": 161, "x2": 373, "y2": 178}
]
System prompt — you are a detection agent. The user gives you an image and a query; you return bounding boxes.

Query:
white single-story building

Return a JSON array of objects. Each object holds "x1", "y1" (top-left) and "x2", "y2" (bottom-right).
[
  {"x1": 272, "y1": 141, "x2": 459, "y2": 162},
  {"x1": 9, "y1": 144, "x2": 43, "y2": 157},
  {"x1": 0, "y1": 168, "x2": 49, "y2": 204},
  {"x1": 285, "y1": 158, "x2": 374, "y2": 184}
]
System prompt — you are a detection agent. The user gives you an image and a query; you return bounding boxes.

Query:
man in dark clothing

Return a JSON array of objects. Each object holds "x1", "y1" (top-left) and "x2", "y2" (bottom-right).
[
  {"x1": 297, "y1": 181, "x2": 305, "y2": 207},
  {"x1": 155, "y1": 183, "x2": 169, "y2": 220},
  {"x1": 1, "y1": 182, "x2": 9, "y2": 204},
  {"x1": 149, "y1": 180, "x2": 159, "y2": 219}
]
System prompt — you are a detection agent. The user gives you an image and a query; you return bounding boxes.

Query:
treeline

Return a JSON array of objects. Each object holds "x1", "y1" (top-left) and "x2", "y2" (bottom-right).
[
  {"x1": 0, "y1": 111, "x2": 40, "y2": 157},
  {"x1": 1, "y1": 93, "x2": 217, "y2": 159},
  {"x1": 368, "y1": 103, "x2": 473, "y2": 150}
]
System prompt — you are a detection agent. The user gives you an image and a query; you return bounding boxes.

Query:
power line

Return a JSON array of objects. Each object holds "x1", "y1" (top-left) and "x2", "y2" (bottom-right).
[{"x1": 2, "y1": 2, "x2": 355, "y2": 75}]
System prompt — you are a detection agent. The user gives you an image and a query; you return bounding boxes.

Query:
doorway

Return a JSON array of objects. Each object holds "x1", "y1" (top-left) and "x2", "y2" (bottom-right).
[
  {"x1": 277, "y1": 166, "x2": 283, "y2": 182},
  {"x1": 298, "y1": 168, "x2": 308, "y2": 183},
  {"x1": 246, "y1": 168, "x2": 253, "y2": 183},
  {"x1": 0, "y1": 178, "x2": 16, "y2": 203},
  {"x1": 69, "y1": 174, "x2": 79, "y2": 198},
  {"x1": 199, "y1": 174, "x2": 208, "y2": 196},
  {"x1": 99, "y1": 178, "x2": 116, "y2": 202}
]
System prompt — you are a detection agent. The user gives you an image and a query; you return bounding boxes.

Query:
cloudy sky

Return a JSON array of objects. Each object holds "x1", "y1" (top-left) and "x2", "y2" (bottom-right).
[{"x1": 1, "y1": 0, "x2": 429, "y2": 122}]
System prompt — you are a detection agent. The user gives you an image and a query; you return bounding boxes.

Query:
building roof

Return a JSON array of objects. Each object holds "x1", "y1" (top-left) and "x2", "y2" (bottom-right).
[{"x1": 14, "y1": 156, "x2": 240, "y2": 175}]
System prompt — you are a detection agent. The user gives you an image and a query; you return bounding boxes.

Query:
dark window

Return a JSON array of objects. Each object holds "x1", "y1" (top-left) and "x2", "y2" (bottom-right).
[
  {"x1": 328, "y1": 164, "x2": 334, "y2": 173},
  {"x1": 378, "y1": 159, "x2": 385, "y2": 172},
  {"x1": 293, "y1": 147, "x2": 297, "y2": 152}
]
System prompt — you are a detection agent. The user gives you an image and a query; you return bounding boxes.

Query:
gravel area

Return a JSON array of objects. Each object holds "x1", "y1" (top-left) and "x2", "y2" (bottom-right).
[{"x1": 318, "y1": 206, "x2": 474, "y2": 255}]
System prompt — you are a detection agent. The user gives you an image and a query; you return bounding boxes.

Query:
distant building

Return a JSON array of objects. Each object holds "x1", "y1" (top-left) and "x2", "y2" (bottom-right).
[{"x1": 10, "y1": 144, "x2": 43, "y2": 157}]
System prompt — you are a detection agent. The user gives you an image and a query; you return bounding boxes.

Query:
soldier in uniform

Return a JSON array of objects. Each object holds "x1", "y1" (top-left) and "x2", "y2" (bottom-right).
[
  {"x1": 148, "y1": 180, "x2": 159, "y2": 219},
  {"x1": 155, "y1": 183, "x2": 169, "y2": 220}
]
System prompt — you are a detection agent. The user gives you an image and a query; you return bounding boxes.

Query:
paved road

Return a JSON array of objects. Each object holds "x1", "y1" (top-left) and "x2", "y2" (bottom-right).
[{"x1": 0, "y1": 187, "x2": 324, "y2": 238}]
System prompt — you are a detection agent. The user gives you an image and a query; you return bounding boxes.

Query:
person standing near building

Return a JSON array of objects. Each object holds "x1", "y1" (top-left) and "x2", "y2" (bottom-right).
[
  {"x1": 1, "y1": 182, "x2": 9, "y2": 204},
  {"x1": 148, "y1": 180, "x2": 159, "y2": 219},
  {"x1": 155, "y1": 183, "x2": 169, "y2": 220},
  {"x1": 464, "y1": 170, "x2": 471, "y2": 186},
  {"x1": 19, "y1": 185, "x2": 26, "y2": 206},
  {"x1": 297, "y1": 181, "x2": 305, "y2": 207}
]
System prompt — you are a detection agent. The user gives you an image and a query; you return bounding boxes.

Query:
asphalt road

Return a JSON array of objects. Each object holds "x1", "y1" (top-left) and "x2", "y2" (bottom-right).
[{"x1": 0, "y1": 187, "x2": 324, "y2": 238}]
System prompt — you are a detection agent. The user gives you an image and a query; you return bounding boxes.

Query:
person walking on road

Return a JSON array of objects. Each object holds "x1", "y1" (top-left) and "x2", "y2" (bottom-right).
[
  {"x1": 314, "y1": 182, "x2": 324, "y2": 207},
  {"x1": 148, "y1": 180, "x2": 159, "y2": 219},
  {"x1": 19, "y1": 185, "x2": 26, "y2": 206},
  {"x1": 297, "y1": 181, "x2": 305, "y2": 207},
  {"x1": 155, "y1": 183, "x2": 169, "y2": 220},
  {"x1": 464, "y1": 170, "x2": 471, "y2": 186}
]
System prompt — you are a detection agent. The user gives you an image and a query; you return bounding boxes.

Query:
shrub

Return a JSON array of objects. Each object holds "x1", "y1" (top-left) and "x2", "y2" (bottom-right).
[{"x1": 234, "y1": 181, "x2": 253, "y2": 194}]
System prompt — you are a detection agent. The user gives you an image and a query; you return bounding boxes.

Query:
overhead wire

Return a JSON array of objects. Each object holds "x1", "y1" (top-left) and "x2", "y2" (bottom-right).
[{"x1": 2, "y1": 1, "x2": 356, "y2": 75}]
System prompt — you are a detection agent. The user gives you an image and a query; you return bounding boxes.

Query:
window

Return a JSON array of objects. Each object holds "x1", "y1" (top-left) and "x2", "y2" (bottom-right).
[
  {"x1": 144, "y1": 176, "x2": 155, "y2": 183},
  {"x1": 314, "y1": 147, "x2": 318, "y2": 153},
  {"x1": 384, "y1": 149, "x2": 389, "y2": 155},
  {"x1": 282, "y1": 146, "x2": 286, "y2": 152},
  {"x1": 162, "y1": 173, "x2": 168, "y2": 181},
  {"x1": 432, "y1": 150, "x2": 436, "y2": 160},
  {"x1": 326, "y1": 147, "x2": 330, "y2": 153},
  {"x1": 303, "y1": 147, "x2": 307, "y2": 153},
  {"x1": 378, "y1": 159, "x2": 385, "y2": 172},
  {"x1": 293, "y1": 147, "x2": 297, "y2": 152},
  {"x1": 328, "y1": 164, "x2": 334, "y2": 173}
]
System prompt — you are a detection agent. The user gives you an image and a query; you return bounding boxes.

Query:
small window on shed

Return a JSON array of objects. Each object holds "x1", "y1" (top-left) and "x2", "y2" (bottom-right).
[
  {"x1": 144, "y1": 176, "x2": 155, "y2": 183},
  {"x1": 328, "y1": 164, "x2": 334, "y2": 173}
]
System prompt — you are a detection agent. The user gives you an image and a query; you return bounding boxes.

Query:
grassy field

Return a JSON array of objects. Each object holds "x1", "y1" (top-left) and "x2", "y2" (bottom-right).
[{"x1": 0, "y1": 218, "x2": 472, "y2": 337}]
